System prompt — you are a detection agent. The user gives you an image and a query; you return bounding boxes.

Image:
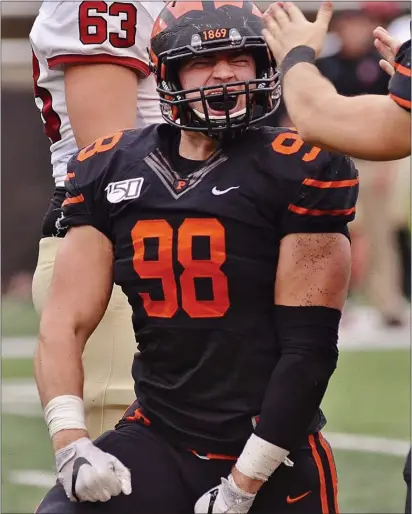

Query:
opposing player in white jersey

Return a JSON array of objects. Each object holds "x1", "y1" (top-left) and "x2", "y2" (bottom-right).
[{"x1": 30, "y1": 1, "x2": 164, "y2": 439}]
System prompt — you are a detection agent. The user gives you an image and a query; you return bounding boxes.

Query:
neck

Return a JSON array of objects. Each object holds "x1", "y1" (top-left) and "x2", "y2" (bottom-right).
[{"x1": 179, "y1": 130, "x2": 219, "y2": 160}]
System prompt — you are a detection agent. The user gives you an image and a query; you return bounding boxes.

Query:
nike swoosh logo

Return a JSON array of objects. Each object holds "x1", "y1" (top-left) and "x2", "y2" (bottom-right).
[
  {"x1": 72, "y1": 457, "x2": 92, "y2": 501},
  {"x1": 212, "y1": 186, "x2": 239, "y2": 195},
  {"x1": 286, "y1": 491, "x2": 312, "y2": 504}
]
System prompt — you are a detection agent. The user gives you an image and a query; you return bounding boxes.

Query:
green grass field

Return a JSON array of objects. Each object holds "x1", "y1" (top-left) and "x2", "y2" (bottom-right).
[
  {"x1": 2, "y1": 298, "x2": 39, "y2": 337},
  {"x1": 2, "y1": 300, "x2": 410, "y2": 513}
]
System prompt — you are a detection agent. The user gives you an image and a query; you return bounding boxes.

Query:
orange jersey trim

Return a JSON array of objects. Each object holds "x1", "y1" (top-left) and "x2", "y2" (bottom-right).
[
  {"x1": 288, "y1": 204, "x2": 356, "y2": 217},
  {"x1": 319, "y1": 433, "x2": 339, "y2": 514},
  {"x1": 62, "y1": 194, "x2": 84, "y2": 207},
  {"x1": 214, "y1": 1, "x2": 244, "y2": 7},
  {"x1": 166, "y1": 1, "x2": 203, "y2": 18},
  {"x1": 390, "y1": 93, "x2": 412, "y2": 110},
  {"x1": 309, "y1": 434, "x2": 329, "y2": 514},
  {"x1": 190, "y1": 450, "x2": 237, "y2": 461},
  {"x1": 303, "y1": 178, "x2": 359, "y2": 189},
  {"x1": 395, "y1": 62, "x2": 412, "y2": 77},
  {"x1": 125, "y1": 408, "x2": 151, "y2": 426}
]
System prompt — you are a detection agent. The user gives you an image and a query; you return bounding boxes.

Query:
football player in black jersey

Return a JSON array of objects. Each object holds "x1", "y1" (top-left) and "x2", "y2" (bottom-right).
[
  {"x1": 34, "y1": 1, "x2": 358, "y2": 513},
  {"x1": 263, "y1": 1, "x2": 411, "y2": 161}
]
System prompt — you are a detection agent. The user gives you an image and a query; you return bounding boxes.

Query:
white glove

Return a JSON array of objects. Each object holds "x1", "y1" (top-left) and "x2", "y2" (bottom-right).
[
  {"x1": 194, "y1": 474, "x2": 256, "y2": 513},
  {"x1": 55, "y1": 437, "x2": 132, "y2": 502}
]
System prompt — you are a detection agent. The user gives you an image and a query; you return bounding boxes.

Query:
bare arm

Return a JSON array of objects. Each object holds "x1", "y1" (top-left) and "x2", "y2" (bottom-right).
[
  {"x1": 275, "y1": 231, "x2": 350, "y2": 307},
  {"x1": 283, "y1": 64, "x2": 411, "y2": 161},
  {"x1": 233, "y1": 232, "x2": 351, "y2": 493},
  {"x1": 35, "y1": 225, "x2": 113, "y2": 449},
  {"x1": 65, "y1": 64, "x2": 139, "y2": 148},
  {"x1": 262, "y1": 1, "x2": 410, "y2": 160}
]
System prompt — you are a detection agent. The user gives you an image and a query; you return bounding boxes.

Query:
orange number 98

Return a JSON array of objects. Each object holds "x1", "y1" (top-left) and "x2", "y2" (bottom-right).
[{"x1": 132, "y1": 218, "x2": 229, "y2": 319}]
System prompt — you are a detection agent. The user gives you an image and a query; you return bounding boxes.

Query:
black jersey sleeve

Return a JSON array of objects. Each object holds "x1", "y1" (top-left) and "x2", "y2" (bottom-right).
[
  {"x1": 280, "y1": 153, "x2": 359, "y2": 239},
  {"x1": 389, "y1": 39, "x2": 411, "y2": 112},
  {"x1": 60, "y1": 131, "x2": 129, "y2": 239}
]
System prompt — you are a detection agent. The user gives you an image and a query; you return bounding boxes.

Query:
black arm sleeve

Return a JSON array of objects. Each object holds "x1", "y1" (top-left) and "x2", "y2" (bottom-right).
[
  {"x1": 253, "y1": 152, "x2": 356, "y2": 450},
  {"x1": 254, "y1": 306, "x2": 340, "y2": 450}
]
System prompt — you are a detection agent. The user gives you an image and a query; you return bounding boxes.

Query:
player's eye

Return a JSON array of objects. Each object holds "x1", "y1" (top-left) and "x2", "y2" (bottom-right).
[
  {"x1": 231, "y1": 57, "x2": 250, "y2": 66},
  {"x1": 191, "y1": 58, "x2": 213, "y2": 68}
]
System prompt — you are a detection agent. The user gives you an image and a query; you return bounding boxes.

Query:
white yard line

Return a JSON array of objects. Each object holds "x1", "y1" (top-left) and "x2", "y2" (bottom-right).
[
  {"x1": 2, "y1": 328, "x2": 410, "y2": 360},
  {"x1": 8, "y1": 470, "x2": 56, "y2": 489},
  {"x1": 1, "y1": 380, "x2": 43, "y2": 416},
  {"x1": 7, "y1": 432, "x2": 409, "y2": 490},
  {"x1": 2, "y1": 337, "x2": 37, "y2": 358},
  {"x1": 324, "y1": 432, "x2": 410, "y2": 457}
]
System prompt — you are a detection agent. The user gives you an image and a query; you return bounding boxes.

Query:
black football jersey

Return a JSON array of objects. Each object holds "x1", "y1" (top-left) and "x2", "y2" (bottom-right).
[
  {"x1": 389, "y1": 39, "x2": 411, "y2": 112},
  {"x1": 62, "y1": 124, "x2": 358, "y2": 454}
]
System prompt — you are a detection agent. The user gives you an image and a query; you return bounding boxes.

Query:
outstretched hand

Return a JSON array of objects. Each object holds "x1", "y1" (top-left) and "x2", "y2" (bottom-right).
[
  {"x1": 373, "y1": 26, "x2": 402, "y2": 76},
  {"x1": 262, "y1": 1, "x2": 333, "y2": 65}
]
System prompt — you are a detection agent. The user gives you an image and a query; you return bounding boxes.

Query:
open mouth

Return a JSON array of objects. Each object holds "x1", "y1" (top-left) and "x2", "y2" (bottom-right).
[{"x1": 206, "y1": 93, "x2": 239, "y2": 114}]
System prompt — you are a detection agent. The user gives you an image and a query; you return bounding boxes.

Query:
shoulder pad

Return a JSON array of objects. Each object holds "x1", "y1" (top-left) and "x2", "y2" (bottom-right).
[
  {"x1": 257, "y1": 126, "x2": 332, "y2": 181},
  {"x1": 67, "y1": 126, "x2": 160, "y2": 189},
  {"x1": 67, "y1": 130, "x2": 137, "y2": 188}
]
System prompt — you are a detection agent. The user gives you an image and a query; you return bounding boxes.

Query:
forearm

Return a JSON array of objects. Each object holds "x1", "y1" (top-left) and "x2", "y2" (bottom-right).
[
  {"x1": 233, "y1": 306, "x2": 339, "y2": 494},
  {"x1": 35, "y1": 322, "x2": 85, "y2": 406},
  {"x1": 35, "y1": 319, "x2": 89, "y2": 450},
  {"x1": 255, "y1": 307, "x2": 339, "y2": 448},
  {"x1": 283, "y1": 63, "x2": 410, "y2": 160},
  {"x1": 283, "y1": 63, "x2": 338, "y2": 144}
]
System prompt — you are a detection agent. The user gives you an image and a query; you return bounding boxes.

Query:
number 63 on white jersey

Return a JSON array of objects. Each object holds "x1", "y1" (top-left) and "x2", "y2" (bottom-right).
[{"x1": 30, "y1": 1, "x2": 164, "y2": 187}]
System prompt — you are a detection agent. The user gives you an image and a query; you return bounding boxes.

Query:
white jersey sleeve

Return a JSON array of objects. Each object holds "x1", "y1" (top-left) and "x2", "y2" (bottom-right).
[
  {"x1": 30, "y1": 1, "x2": 164, "y2": 187},
  {"x1": 30, "y1": 1, "x2": 160, "y2": 77}
]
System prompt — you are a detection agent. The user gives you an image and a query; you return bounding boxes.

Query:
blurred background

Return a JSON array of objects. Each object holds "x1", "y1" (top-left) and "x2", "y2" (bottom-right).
[{"x1": 1, "y1": 1, "x2": 411, "y2": 513}]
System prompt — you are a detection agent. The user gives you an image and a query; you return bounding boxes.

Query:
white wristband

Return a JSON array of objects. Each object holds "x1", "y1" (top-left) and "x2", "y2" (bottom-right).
[
  {"x1": 44, "y1": 395, "x2": 87, "y2": 438},
  {"x1": 236, "y1": 433, "x2": 292, "y2": 482}
]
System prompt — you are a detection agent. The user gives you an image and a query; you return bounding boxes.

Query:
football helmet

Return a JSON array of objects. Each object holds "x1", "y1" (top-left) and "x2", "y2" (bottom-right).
[{"x1": 149, "y1": 0, "x2": 281, "y2": 138}]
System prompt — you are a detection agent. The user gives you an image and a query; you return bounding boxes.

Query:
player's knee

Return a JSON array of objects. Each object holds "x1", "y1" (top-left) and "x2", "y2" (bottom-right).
[
  {"x1": 35, "y1": 485, "x2": 74, "y2": 514},
  {"x1": 404, "y1": 450, "x2": 411, "y2": 484}
]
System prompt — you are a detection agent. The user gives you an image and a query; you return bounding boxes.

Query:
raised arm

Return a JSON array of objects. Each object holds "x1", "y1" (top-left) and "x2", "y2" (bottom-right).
[
  {"x1": 65, "y1": 64, "x2": 139, "y2": 148},
  {"x1": 263, "y1": 1, "x2": 411, "y2": 161}
]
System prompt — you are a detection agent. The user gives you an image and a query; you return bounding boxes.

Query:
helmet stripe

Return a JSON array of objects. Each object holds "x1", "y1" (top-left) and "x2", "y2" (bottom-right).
[
  {"x1": 214, "y1": 1, "x2": 245, "y2": 8},
  {"x1": 166, "y1": 1, "x2": 204, "y2": 18}
]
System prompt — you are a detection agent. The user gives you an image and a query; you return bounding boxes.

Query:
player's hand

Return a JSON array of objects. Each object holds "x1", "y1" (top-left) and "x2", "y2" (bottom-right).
[
  {"x1": 55, "y1": 437, "x2": 132, "y2": 502},
  {"x1": 262, "y1": 1, "x2": 333, "y2": 65},
  {"x1": 373, "y1": 26, "x2": 402, "y2": 76},
  {"x1": 194, "y1": 474, "x2": 256, "y2": 513}
]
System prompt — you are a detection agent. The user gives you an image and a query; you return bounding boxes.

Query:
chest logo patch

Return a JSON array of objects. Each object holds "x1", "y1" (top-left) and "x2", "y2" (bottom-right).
[{"x1": 105, "y1": 178, "x2": 144, "y2": 204}]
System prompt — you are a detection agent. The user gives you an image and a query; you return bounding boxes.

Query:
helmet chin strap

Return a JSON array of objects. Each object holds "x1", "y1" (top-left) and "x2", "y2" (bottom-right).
[{"x1": 192, "y1": 107, "x2": 247, "y2": 122}]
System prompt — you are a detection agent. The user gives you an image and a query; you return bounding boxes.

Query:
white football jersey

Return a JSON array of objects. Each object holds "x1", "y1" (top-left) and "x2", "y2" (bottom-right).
[{"x1": 30, "y1": 1, "x2": 164, "y2": 187}]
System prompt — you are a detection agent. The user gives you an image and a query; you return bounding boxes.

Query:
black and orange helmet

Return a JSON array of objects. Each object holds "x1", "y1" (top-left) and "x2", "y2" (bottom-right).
[{"x1": 149, "y1": 0, "x2": 281, "y2": 138}]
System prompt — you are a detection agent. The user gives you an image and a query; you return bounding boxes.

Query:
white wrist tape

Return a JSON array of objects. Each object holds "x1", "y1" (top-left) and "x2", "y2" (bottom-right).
[
  {"x1": 236, "y1": 433, "x2": 292, "y2": 482},
  {"x1": 44, "y1": 395, "x2": 87, "y2": 438}
]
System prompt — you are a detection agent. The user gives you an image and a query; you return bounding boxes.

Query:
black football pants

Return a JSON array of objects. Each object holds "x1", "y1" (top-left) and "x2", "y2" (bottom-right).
[
  {"x1": 36, "y1": 423, "x2": 339, "y2": 514},
  {"x1": 405, "y1": 449, "x2": 411, "y2": 514}
]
